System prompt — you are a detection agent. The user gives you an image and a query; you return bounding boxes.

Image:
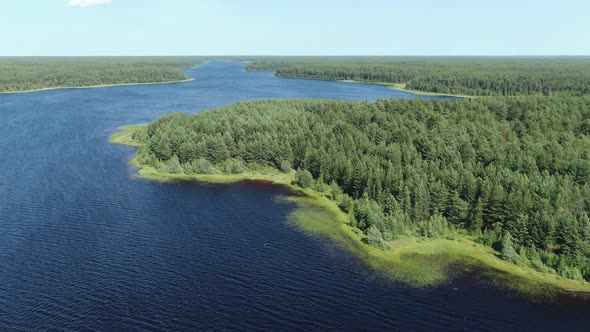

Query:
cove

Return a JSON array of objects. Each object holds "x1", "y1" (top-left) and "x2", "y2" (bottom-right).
[{"x1": 0, "y1": 61, "x2": 589, "y2": 331}]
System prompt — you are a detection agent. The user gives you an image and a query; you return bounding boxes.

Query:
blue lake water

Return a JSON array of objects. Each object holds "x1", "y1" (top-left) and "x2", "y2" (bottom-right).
[{"x1": 0, "y1": 61, "x2": 588, "y2": 331}]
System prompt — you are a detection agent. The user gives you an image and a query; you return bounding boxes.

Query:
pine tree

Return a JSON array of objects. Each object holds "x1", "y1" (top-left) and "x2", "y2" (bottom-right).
[
  {"x1": 448, "y1": 191, "x2": 469, "y2": 226},
  {"x1": 366, "y1": 225, "x2": 384, "y2": 248},
  {"x1": 468, "y1": 198, "x2": 484, "y2": 233},
  {"x1": 154, "y1": 136, "x2": 172, "y2": 160},
  {"x1": 329, "y1": 181, "x2": 343, "y2": 201},
  {"x1": 501, "y1": 231, "x2": 517, "y2": 261},
  {"x1": 167, "y1": 155, "x2": 184, "y2": 174},
  {"x1": 339, "y1": 194, "x2": 353, "y2": 214},
  {"x1": 556, "y1": 210, "x2": 581, "y2": 255},
  {"x1": 295, "y1": 169, "x2": 313, "y2": 188}
]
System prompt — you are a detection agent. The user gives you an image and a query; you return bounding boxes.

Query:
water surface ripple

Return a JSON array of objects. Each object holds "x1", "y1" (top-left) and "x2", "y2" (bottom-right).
[{"x1": 0, "y1": 61, "x2": 588, "y2": 331}]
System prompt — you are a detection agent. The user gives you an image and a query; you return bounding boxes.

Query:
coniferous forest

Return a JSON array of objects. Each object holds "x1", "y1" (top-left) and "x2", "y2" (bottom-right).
[
  {"x1": 134, "y1": 92, "x2": 590, "y2": 282},
  {"x1": 247, "y1": 57, "x2": 590, "y2": 96},
  {"x1": 0, "y1": 57, "x2": 203, "y2": 93},
  {"x1": 8, "y1": 0, "x2": 590, "y2": 327}
]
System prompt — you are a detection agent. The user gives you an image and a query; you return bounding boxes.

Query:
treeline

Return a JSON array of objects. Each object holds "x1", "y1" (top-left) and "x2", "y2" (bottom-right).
[
  {"x1": 0, "y1": 57, "x2": 203, "y2": 92},
  {"x1": 133, "y1": 96, "x2": 590, "y2": 281},
  {"x1": 247, "y1": 57, "x2": 590, "y2": 96}
]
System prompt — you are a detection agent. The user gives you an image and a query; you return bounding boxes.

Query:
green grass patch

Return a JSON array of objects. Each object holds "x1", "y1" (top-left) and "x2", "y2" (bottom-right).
[
  {"x1": 135, "y1": 162, "x2": 294, "y2": 185},
  {"x1": 279, "y1": 192, "x2": 590, "y2": 295},
  {"x1": 109, "y1": 124, "x2": 147, "y2": 146}
]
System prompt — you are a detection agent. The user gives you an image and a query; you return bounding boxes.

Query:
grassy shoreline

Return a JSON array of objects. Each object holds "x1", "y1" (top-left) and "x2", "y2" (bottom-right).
[
  {"x1": 247, "y1": 66, "x2": 474, "y2": 98},
  {"x1": 0, "y1": 78, "x2": 194, "y2": 95},
  {"x1": 111, "y1": 125, "x2": 590, "y2": 296},
  {"x1": 386, "y1": 82, "x2": 476, "y2": 98},
  {"x1": 337, "y1": 80, "x2": 475, "y2": 98}
]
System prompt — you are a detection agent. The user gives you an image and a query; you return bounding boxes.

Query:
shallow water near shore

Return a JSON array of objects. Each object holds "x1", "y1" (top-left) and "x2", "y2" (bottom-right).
[{"x1": 0, "y1": 61, "x2": 589, "y2": 331}]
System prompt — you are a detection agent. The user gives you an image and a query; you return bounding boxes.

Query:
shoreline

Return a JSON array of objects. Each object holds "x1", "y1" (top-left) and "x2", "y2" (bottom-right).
[
  {"x1": 111, "y1": 125, "x2": 590, "y2": 296},
  {"x1": 0, "y1": 78, "x2": 194, "y2": 95},
  {"x1": 337, "y1": 80, "x2": 475, "y2": 98},
  {"x1": 385, "y1": 82, "x2": 476, "y2": 98},
  {"x1": 247, "y1": 68, "x2": 475, "y2": 98}
]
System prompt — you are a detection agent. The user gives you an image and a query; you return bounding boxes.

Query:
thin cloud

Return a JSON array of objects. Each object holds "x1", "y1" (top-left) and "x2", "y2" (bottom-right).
[{"x1": 67, "y1": 0, "x2": 112, "y2": 7}]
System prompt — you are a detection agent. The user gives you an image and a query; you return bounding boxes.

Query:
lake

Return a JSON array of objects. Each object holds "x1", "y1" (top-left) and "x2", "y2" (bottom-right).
[{"x1": 0, "y1": 61, "x2": 588, "y2": 331}]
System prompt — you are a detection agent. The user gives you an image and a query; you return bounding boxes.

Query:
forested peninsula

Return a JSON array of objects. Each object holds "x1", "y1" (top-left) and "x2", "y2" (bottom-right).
[
  {"x1": 247, "y1": 57, "x2": 590, "y2": 97},
  {"x1": 0, "y1": 57, "x2": 203, "y2": 93},
  {"x1": 113, "y1": 94, "x2": 590, "y2": 294}
]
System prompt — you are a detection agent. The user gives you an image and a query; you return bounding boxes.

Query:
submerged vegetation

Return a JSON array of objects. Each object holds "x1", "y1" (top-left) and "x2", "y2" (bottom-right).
[
  {"x1": 0, "y1": 57, "x2": 204, "y2": 93},
  {"x1": 113, "y1": 93, "x2": 590, "y2": 292},
  {"x1": 247, "y1": 57, "x2": 590, "y2": 96}
]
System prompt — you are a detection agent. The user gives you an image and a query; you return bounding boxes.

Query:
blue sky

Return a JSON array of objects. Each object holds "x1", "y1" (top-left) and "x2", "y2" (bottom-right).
[{"x1": 1, "y1": 0, "x2": 589, "y2": 55}]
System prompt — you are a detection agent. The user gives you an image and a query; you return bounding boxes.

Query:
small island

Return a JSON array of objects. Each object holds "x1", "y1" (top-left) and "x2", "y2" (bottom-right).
[{"x1": 112, "y1": 96, "x2": 590, "y2": 296}]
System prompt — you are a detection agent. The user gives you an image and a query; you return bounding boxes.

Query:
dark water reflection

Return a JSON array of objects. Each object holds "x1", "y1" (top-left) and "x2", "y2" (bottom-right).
[{"x1": 0, "y1": 61, "x2": 588, "y2": 331}]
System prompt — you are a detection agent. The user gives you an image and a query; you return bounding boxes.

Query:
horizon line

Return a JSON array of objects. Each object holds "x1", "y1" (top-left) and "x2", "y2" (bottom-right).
[{"x1": 2, "y1": 54, "x2": 590, "y2": 58}]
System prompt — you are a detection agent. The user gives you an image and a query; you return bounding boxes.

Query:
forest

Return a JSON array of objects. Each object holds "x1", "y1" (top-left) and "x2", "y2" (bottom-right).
[
  {"x1": 132, "y1": 94, "x2": 590, "y2": 282},
  {"x1": 0, "y1": 57, "x2": 203, "y2": 92},
  {"x1": 6, "y1": 56, "x2": 588, "y2": 96},
  {"x1": 247, "y1": 57, "x2": 590, "y2": 96}
]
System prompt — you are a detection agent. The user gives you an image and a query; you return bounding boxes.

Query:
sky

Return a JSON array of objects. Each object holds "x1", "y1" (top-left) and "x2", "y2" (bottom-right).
[{"x1": 1, "y1": 0, "x2": 589, "y2": 56}]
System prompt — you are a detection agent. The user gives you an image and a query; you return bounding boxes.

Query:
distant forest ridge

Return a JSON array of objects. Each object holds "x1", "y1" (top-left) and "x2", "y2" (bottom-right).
[
  {"x1": 2, "y1": 56, "x2": 589, "y2": 95},
  {"x1": 0, "y1": 57, "x2": 204, "y2": 93},
  {"x1": 246, "y1": 57, "x2": 590, "y2": 96}
]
